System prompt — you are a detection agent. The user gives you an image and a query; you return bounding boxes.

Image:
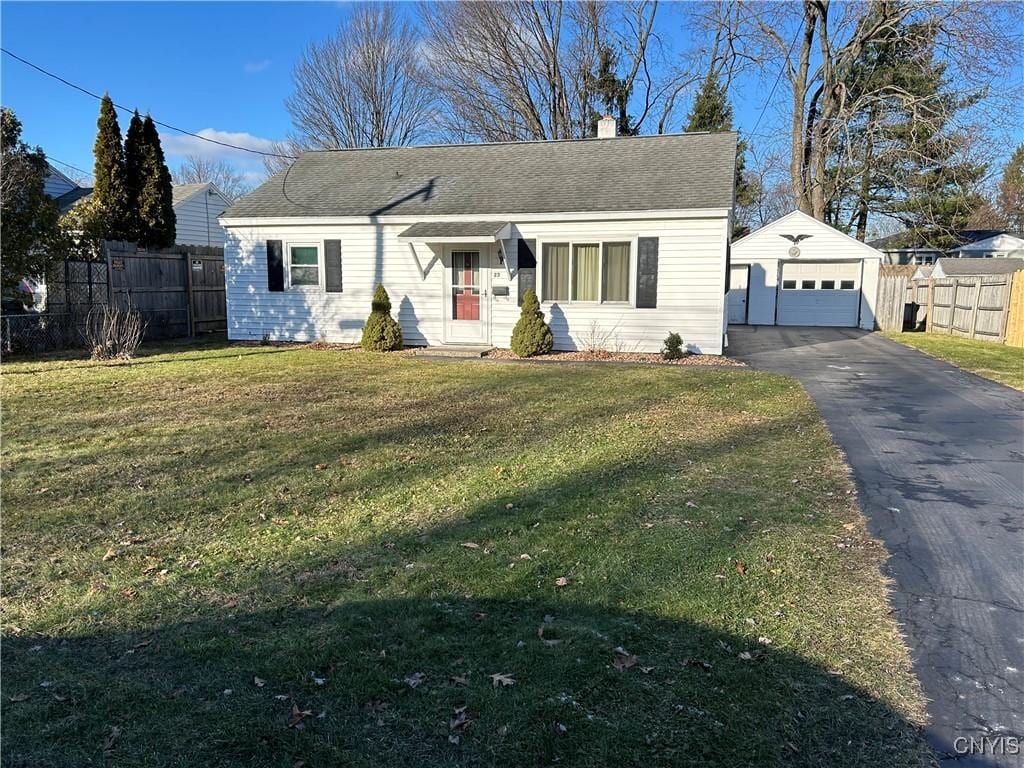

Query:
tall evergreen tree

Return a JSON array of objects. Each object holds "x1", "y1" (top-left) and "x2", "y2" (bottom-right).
[
  {"x1": 825, "y1": 18, "x2": 985, "y2": 245},
  {"x1": 137, "y1": 115, "x2": 176, "y2": 248},
  {"x1": 123, "y1": 110, "x2": 146, "y2": 242},
  {"x1": 997, "y1": 144, "x2": 1024, "y2": 232},
  {"x1": 685, "y1": 74, "x2": 753, "y2": 236},
  {"x1": 91, "y1": 94, "x2": 131, "y2": 241}
]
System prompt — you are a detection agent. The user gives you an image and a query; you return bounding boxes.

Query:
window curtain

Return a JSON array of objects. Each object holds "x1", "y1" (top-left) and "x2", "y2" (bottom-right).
[
  {"x1": 602, "y1": 243, "x2": 629, "y2": 302},
  {"x1": 573, "y1": 244, "x2": 599, "y2": 301},
  {"x1": 543, "y1": 244, "x2": 570, "y2": 301}
]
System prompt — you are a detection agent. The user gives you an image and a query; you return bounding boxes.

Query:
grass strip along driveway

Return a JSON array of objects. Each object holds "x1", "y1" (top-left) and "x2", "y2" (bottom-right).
[
  {"x1": 884, "y1": 331, "x2": 1024, "y2": 390},
  {"x1": 2, "y1": 344, "x2": 930, "y2": 767}
]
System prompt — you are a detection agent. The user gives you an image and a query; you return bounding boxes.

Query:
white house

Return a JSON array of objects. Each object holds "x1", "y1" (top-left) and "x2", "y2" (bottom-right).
[
  {"x1": 219, "y1": 123, "x2": 738, "y2": 354},
  {"x1": 928, "y1": 257, "x2": 1024, "y2": 279},
  {"x1": 43, "y1": 170, "x2": 232, "y2": 248},
  {"x1": 870, "y1": 229, "x2": 1024, "y2": 264},
  {"x1": 728, "y1": 210, "x2": 882, "y2": 330},
  {"x1": 171, "y1": 182, "x2": 232, "y2": 247}
]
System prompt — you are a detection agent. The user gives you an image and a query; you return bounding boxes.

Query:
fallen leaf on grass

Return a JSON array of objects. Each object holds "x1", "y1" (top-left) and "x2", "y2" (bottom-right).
[
  {"x1": 473, "y1": 612, "x2": 487, "y2": 621},
  {"x1": 640, "y1": 666, "x2": 655, "y2": 674},
  {"x1": 489, "y1": 672, "x2": 515, "y2": 688},
  {"x1": 554, "y1": 577, "x2": 569, "y2": 587},
  {"x1": 612, "y1": 648, "x2": 637, "y2": 670},
  {"x1": 449, "y1": 675, "x2": 468, "y2": 686},
  {"x1": 102, "y1": 548, "x2": 118, "y2": 562},
  {"x1": 254, "y1": 677, "x2": 266, "y2": 687},
  {"x1": 537, "y1": 626, "x2": 562, "y2": 646},
  {"x1": 734, "y1": 561, "x2": 747, "y2": 575},
  {"x1": 287, "y1": 704, "x2": 313, "y2": 728},
  {"x1": 842, "y1": 522, "x2": 856, "y2": 532},
  {"x1": 103, "y1": 725, "x2": 121, "y2": 752},
  {"x1": 681, "y1": 659, "x2": 713, "y2": 672},
  {"x1": 460, "y1": 542, "x2": 480, "y2": 550},
  {"x1": 449, "y1": 705, "x2": 473, "y2": 737},
  {"x1": 404, "y1": 672, "x2": 426, "y2": 689},
  {"x1": 274, "y1": 694, "x2": 290, "y2": 701},
  {"x1": 9, "y1": 693, "x2": 29, "y2": 702}
]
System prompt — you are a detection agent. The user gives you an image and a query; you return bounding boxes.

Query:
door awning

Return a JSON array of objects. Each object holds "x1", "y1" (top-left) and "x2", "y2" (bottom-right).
[{"x1": 397, "y1": 221, "x2": 512, "y2": 244}]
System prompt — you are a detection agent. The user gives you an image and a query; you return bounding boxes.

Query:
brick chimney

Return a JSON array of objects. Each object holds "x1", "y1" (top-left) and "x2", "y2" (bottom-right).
[{"x1": 597, "y1": 115, "x2": 617, "y2": 139}]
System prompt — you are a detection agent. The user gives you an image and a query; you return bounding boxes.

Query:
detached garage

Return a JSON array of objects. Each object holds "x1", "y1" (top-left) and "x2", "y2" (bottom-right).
[{"x1": 729, "y1": 210, "x2": 881, "y2": 330}]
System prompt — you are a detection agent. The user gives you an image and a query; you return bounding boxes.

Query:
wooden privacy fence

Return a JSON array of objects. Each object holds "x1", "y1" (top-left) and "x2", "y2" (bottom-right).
[
  {"x1": 1, "y1": 242, "x2": 225, "y2": 354},
  {"x1": 875, "y1": 271, "x2": 1024, "y2": 345},
  {"x1": 106, "y1": 243, "x2": 226, "y2": 339}
]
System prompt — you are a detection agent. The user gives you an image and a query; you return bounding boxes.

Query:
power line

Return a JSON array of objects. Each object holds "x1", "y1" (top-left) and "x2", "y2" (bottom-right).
[
  {"x1": 47, "y1": 157, "x2": 94, "y2": 180},
  {"x1": 749, "y1": 24, "x2": 805, "y2": 138},
  {"x1": 1, "y1": 48, "x2": 296, "y2": 160}
]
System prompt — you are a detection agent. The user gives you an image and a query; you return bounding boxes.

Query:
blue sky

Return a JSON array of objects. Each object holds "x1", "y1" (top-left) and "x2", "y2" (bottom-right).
[
  {"x1": 3, "y1": 2, "x2": 1018, "y2": 191},
  {"x1": 1, "y1": 2, "x2": 361, "y2": 182}
]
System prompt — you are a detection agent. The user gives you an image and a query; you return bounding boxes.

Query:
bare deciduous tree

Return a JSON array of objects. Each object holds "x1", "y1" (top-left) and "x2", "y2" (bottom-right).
[
  {"x1": 737, "y1": 0, "x2": 1020, "y2": 231},
  {"x1": 285, "y1": 3, "x2": 434, "y2": 152},
  {"x1": 172, "y1": 155, "x2": 252, "y2": 202},
  {"x1": 421, "y1": 1, "x2": 659, "y2": 142}
]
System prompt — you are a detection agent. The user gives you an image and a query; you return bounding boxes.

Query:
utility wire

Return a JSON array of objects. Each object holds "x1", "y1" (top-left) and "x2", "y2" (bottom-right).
[
  {"x1": 749, "y1": 23, "x2": 805, "y2": 138},
  {"x1": 1, "y1": 48, "x2": 297, "y2": 160},
  {"x1": 47, "y1": 157, "x2": 94, "y2": 181}
]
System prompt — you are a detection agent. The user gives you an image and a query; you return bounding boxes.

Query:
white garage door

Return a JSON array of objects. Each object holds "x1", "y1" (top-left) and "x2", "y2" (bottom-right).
[{"x1": 777, "y1": 261, "x2": 861, "y2": 326}]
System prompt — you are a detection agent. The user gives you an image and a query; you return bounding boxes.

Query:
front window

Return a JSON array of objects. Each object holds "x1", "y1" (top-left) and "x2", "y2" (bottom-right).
[
  {"x1": 542, "y1": 240, "x2": 632, "y2": 303},
  {"x1": 542, "y1": 243, "x2": 570, "y2": 301},
  {"x1": 289, "y1": 245, "x2": 319, "y2": 287},
  {"x1": 602, "y1": 243, "x2": 630, "y2": 302},
  {"x1": 572, "y1": 244, "x2": 599, "y2": 301}
]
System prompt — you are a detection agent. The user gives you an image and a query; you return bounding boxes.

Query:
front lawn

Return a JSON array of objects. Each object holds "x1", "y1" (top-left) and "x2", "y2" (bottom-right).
[
  {"x1": 883, "y1": 331, "x2": 1024, "y2": 390},
  {"x1": 2, "y1": 344, "x2": 929, "y2": 767}
]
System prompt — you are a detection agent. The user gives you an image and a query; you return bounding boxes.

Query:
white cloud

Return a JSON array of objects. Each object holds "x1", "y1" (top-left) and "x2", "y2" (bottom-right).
[
  {"x1": 244, "y1": 59, "x2": 271, "y2": 74},
  {"x1": 162, "y1": 128, "x2": 280, "y2": 163}
]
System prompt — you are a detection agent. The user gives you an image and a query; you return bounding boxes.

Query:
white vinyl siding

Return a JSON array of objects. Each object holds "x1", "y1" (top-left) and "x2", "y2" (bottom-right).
[
  {"x1": 223, "y1": 213, "x2": 730, "y2": 354},
  {"x1": 174, "y1": 189, "x2": 230, "y2": 246},
  {"x1": 730, "y1": 210, "x2": 881, "y2": 330}
]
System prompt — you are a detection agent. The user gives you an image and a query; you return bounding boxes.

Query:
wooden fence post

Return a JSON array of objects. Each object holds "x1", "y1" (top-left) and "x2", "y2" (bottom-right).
[
  {"x1": 968, "y1": 280, "x2": 981, "y2": 339},
  {"x1": 184, "y1": 251, "x2": 195, "y2": 337},
  {"x1": 926, "y1": 278, "x2": 935, "y2": 333}
]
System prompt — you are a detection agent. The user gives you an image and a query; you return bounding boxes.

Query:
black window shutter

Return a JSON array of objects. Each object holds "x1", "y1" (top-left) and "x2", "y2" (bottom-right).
[
  {"x1": 266, "y1": 239, "x2": 284, "y2": 292},
  {"x1": 517, "y1": 238, "x2": 537, "y2": 306},
  {"x1": 636, "y1": 237, "x2": 659, "y2": 308},
  {"x1": 324, "y1": 240, "x2": 342, "y2": 292}
]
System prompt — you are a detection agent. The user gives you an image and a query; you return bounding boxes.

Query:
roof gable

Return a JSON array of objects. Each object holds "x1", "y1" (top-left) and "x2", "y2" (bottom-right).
[
  {"x1": 224, "y1": 132, "x2": 738, "y2": 220},
  {"x1": 733, "y1": 210, "x2": 883, "y2": 258}
]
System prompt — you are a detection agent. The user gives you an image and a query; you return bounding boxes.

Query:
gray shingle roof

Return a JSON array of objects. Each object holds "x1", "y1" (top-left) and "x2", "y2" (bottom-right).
[
  {"x1": 225, "y1": 132, "x2": 738, "y2": 219},
  {"x1": 397, "y1": 221, "x2": 510, "y2": 240},
  {"x1": 55, "y1": 186, "x2": 93, "y2": 214},
  {"x1": 172, "y1": 183, "x2": 210, "y2": 205},
  {"x1": 934, "y1": 257, "x2": 1024, "y2": 276}
]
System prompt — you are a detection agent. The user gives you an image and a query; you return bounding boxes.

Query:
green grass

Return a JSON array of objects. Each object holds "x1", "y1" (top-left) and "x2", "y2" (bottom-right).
[
  {"x1": 884, "y1": 331, "x2": 1024, "y2": 390},
  {"x1": 2, "y1": 343, "x2": 929, "y2": 767}
]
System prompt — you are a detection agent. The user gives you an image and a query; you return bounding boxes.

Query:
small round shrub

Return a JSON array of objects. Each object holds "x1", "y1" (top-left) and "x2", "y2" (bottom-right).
[
  {"x1": 510, "y1": 289, "x2": 554, "y2": 357},
  {"x1": 361, "y1": 284, "x2": 404, "y2": 352},
  {"x1": 662, "y1": 332, "x2": 685, "y2": 360}
]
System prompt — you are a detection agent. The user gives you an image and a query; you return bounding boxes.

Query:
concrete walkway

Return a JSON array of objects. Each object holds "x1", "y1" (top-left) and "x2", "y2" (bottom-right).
[{"x1": 728, "y1": 326, "x2": 1024, "y2": 767}]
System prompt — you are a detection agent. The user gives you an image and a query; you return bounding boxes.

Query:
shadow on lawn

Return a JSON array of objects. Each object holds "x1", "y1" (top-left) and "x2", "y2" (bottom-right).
[{"x1": 2, "y1": 598, "x2": 931, "y2": 768}]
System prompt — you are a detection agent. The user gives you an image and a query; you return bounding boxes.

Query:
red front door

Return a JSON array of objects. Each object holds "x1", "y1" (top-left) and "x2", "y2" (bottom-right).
[{"x1": 451, "y1": 251, "x2": 480, "y2": 321}]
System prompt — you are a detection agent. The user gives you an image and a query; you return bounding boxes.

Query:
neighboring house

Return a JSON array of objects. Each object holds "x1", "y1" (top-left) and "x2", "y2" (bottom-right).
[
  {"x1": 219, "y1": 122, "x2": 738, "y2": 354},
  {"x1": 870, "y1": 229, "x2": 1024, "y2": 265},
  {"x1": 43, "y1": 169, "x2": 232, "y2": 247},
  {"x1": 43, "y1": 162, "x2": 78, "y2": 199},
  {"x1": 912, "y1": 264, "x2": 933, "y2": 281},
  {"x1": 171, "y1": 182, "x2": 232, "y2": 247},
  {"x1": 928, "y1": 257, "x2": 1024, "y2": 279},
  {"x1": 728, "y1": 210, "x2": 881, "y2": 329}
]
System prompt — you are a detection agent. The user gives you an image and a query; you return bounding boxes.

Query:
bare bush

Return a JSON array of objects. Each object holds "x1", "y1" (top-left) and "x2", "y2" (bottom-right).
[{"x1": 83, "y1": 305, "x2": 147, "y2": 360}]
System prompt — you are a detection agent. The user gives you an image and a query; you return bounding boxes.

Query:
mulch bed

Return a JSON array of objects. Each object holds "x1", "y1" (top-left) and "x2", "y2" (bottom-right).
[{"x1": 484, "y1": 348, "x2": 746, "y2": 366}]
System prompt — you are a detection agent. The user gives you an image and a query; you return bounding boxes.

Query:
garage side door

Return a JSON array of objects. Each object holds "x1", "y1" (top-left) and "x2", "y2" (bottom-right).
[{"x1": 777, "y1": 261, "x2": 860, "y2": 327}]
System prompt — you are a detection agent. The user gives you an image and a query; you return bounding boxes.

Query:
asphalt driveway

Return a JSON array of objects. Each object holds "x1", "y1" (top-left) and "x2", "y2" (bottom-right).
[{"x1": 728, "y1": 326, "x2": 1024, "y2": 767}]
